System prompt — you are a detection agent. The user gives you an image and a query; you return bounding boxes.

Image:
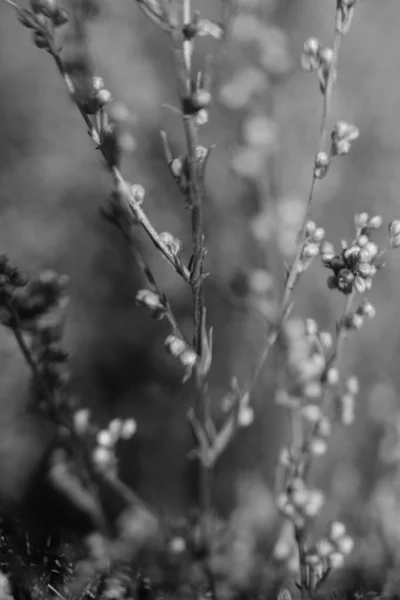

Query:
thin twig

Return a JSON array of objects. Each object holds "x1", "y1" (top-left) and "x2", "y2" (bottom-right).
[
  {"x1": 241, "y1": 12, "x2": 344, "y2": 409},
  {"x1": 105, "y1": 204, "x2": 190, "y2": 344},
  {"x1": 168, "y1": 4, "x2": 211, "y2": 517},
  {"x1": 46, "y1": 42, "x2": 190, "y2": 282}
]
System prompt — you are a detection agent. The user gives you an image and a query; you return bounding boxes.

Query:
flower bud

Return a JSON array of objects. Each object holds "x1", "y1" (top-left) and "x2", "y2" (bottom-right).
[
  {"x1": 346, "y1": 376, "x2": 359, "y2": 395},
  {"x1": 238, "y1": 405, "x2": 254, "y2": 427},
  {"x1": 306, "y1": 221, "x2": 316, "y2": 236},
  {"x1": 319, "y1": 47, "x2": 333, "y2": 67},
  {"x1": 329, "y1": 521, "x2": 346, "y2": 540},
  {"x1": 74, "y1": 408, "x2": 90, "y2": 435},
  {"x1": 389, "y1": 219, "x2": 400, "y2": 238},
  {"x1": 326, "y1": 367, "x2": 339, "y2": 386},
  {"x1": 305, "y1": 318, "x2": 318, "y2": 336},
  {"x1": 358, "y1": 299, "x2": 375, "y2": 319},
  {"x1": 314, "y1": 151, "x2": 330, "y2": 179},
  {"x1": 340, "y1": 393, "x2": 355, "y2": 425},
  {"x1": 319, "y1": 331, "x2": 333, "y2": 350},
  {"x1": 320, "y1": 241, "x2": 335, "y2": 256},
  {"x1": 131, "y1": 184, "x2": 145, "y2": 204},
  {"x1": 354, "y1": 212, "x2": 369, "y2": 229},
  {"x1": 302, "y1": 243, "x2": 320, "y2": 259},
  {"x1": 170, "y1": 158, "x2": 183, "y2": 178},
  {"x1": 316, "y1": 539, "x2": 334, "y2": 558},
  {"x1": 366, "y1": 242, "x2": 378, "y2": 259},
  {"x1": 303, "y1": 37, "x2": 320, "y2": 55},
  {"x1": 120, "y1": 418, "x2": 137, "y2": 439},
  {"x1": 97, "y1": 429, "x2": 113, "y2": 448},
  {"x1": 192, "y1": 89, "x2": 212, "y2": 110},
  {"x1": 357, "y1": 234, "x2": 369, "y2": 247},
  {"x1": 52, "y1": 6, "x2": 69, "y2": 26},
  {"x1": 97, "y1": 89, "x2": 112, "y2": 107},
  {"x1": 136, "y1": 289, "x2": 165, "y2": 320},
  {"x1": 303, "y1": 381, "x2": 322, "y2": 399},
  {"x1": 368, "y1": 215, "x2": 383, "y2": 229},
  {"x1": 90, "y1": 76, "x2": 104, "y2": 95},
  {"x1": 109, "y1": 418, "x2": 123, "y2": 438},
  {"x1": 165, "y1": 335, "x2": 186, "y2": 358},
  {"x1": 179, "y1": 348, "x2": 197, "y2": 369},
  {"x1": 336, "y1": 535, "x2": 353, "y2": 555},
  {"x1": 303, "y1": 489, "x2": 325, "y2": 517},
  {"x1": 310, "y1": 437, "x2": 327, "y2": 456},
  {"x1": 390, "y1": 235, "x2": 400, "y2": 249},
  {"x1": 159, "y1": 232, "x2": 182, "y2": 256},
  {"x1": 312, "y1": 227, "x2": 325, "y2": 242},
  {"x1": 305, "y1": 552, "x2": 321, "y2": 566},
  {"x1": 301, "y1": 37, "x2": 320, "y2": 71},
  {"x1": 93, "y1": 446, "x2": 113, "y2": 470},
  {"x1": 33, "y1": 31, "x2": 48, "y2": 49},
  {"x1": 195, "y1": 109, "x2": 209, "y2": 126}
]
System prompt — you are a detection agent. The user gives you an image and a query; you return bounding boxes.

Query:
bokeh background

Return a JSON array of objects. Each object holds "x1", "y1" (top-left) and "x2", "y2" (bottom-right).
[{"x1": 1, "y1": 0, "x2": 400, "y2": 592}]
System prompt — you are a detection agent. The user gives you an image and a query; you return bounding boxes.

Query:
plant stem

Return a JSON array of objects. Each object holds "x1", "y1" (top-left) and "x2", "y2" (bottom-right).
[
  {"x1": 295, "y1": 526, "x2": 310, "y2": 600},
  {"x1": 168, "y1": 3, "x2": 211, "y2": 518},
  {"x1": 48, "y1": 48, "x2": 190, "y2": 282},
  {"x1": 243, "y1": 13, "x2": 343, "y2": 404}
]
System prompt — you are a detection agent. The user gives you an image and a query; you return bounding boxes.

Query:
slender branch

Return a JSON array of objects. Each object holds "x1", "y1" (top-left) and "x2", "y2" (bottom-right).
[
  {"x1": 166, "y1": 3, "x2": 211, "y2": 518},
  {"x1": 47, "y1": 44, "x2": 190, "y2": 282},
  {"x1": 241, "y1": 14, "x2": 344, "y2": 406},
  {"x1": 105, "y1": 204, "x2": 190, "y2": 344}
]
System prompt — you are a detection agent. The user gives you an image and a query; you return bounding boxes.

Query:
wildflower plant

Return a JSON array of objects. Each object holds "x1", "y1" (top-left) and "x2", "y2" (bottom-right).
[{"x1": 1, "y1": 0, "x2": 400, "y2": 598}]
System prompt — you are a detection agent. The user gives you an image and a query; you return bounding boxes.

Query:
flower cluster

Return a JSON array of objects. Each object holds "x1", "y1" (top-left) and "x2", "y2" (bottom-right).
[
  {"x1": 82, "y1": 75, "x2": 112, "y2": 116},
  {"x1": 165, "y1": 335, "x2": 198, "y2": 381},
  {"x1": 314, "y1": 120, "x2": 359, "y2": 179},
  {"x1": 181, "y1": 72, "x2": 212, "y2": 128},
  {"x1": 331, "y1": 120, "x2": 360, "y2": 156},
  {"x1": 0, "y1": 255, "x2": 28, "y2": 306},
  {"x1": 162, "y1": 137, "x2": 212, "y2": 201},
  {"x1": 277, "y1": 481, "x2": 325, "y2": 529},
  {"x1": 16, "y1": 0, "x2": 68, "y2": 50},
  {"x1": 93, "y1": 417, "x2": 137, "y2": 474},
  {"x1": 91, "y1": 95, "x2": 136, "y2": 168},
  {"x1": 1, "y1": 266, "x2": 70, "y2": 403},
  {"x1": 321, "y1": 212, "x2": 384, "y2": 295},
  {"x1": 301, "y1": 37, "x2": 335, "y2": 94},
  {"x1": 278, "y1": 318, "x2": 333, "y2": 405},
  {"x1": 335, "y1": 375, "x2": 358, "y2": 426},
  {"x1": 304, "y1": 521, "x2": 354, "y2": 590},
  {"x1": 299, "y1": 221, "x2": 326, "y2": 273},
  {"x1": 136, "y1": 289, "x2": 166, "y2": 320}
]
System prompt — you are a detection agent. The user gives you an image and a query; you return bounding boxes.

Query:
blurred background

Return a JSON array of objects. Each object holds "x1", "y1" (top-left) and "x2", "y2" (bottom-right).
[{"x1": 1, "y1": 0, "x2": 400, "y2": 592}]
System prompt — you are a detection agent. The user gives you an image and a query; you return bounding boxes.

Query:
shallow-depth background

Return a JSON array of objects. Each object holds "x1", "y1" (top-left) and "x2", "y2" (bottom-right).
[{"x1": 1, "y1": 0, "x2": 400, "y2": 586}]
